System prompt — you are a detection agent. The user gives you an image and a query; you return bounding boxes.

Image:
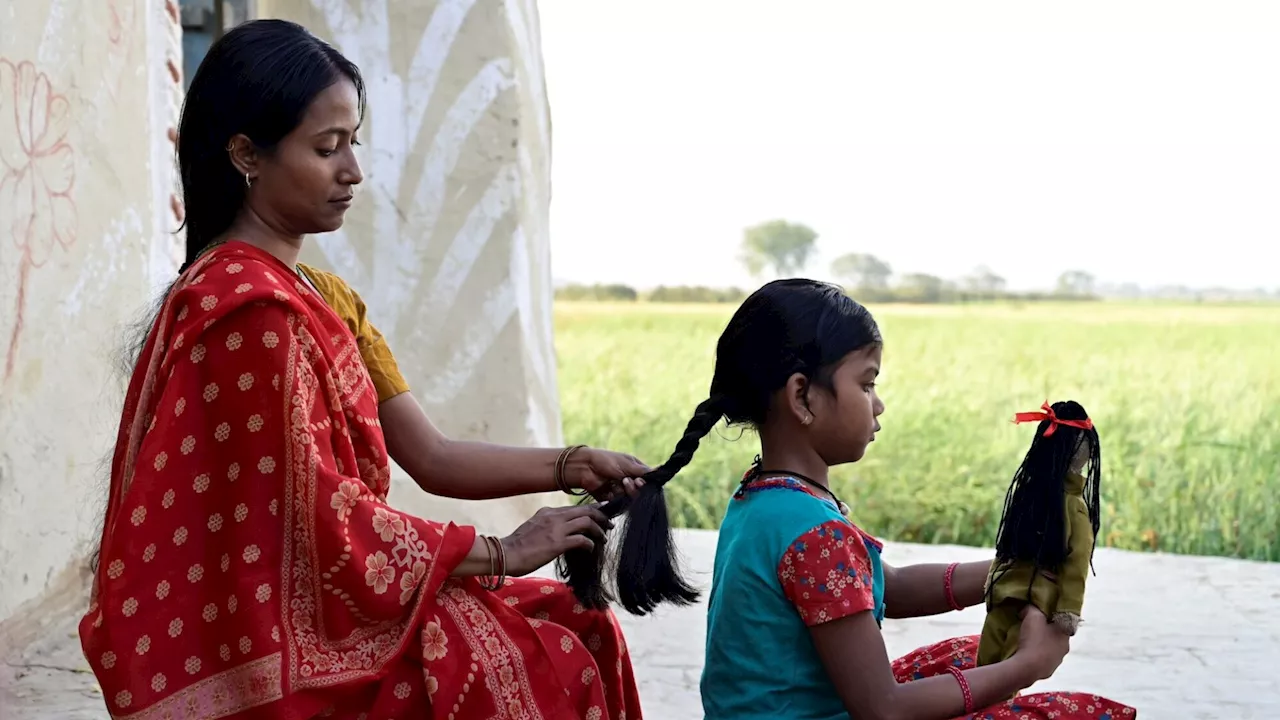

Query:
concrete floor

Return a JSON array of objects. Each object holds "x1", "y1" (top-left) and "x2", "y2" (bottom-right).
[
  {"x1": 4, "y1": 529, "x2": 1279, "y2": 719},
  {"x1": 615, "y1": 530, "x2": 1280, "y2": 720}
]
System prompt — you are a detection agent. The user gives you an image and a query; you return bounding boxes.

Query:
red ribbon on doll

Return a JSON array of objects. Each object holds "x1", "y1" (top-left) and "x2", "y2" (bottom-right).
[{"x1": 1012, "y1": 401, "x2": 1094, "y2": 437}]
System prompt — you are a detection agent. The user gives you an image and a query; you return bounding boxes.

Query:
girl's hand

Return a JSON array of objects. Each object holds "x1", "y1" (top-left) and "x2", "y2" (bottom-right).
[
  {"x1": 500, "y1": 504, "x2": 614, "y2": 576},
  {"x1": 566, "y1": 447, "x2": 651, "y2": 501},
  {"x1": 1014, "y1": 605, "x2": 1070, "y2": 683}
]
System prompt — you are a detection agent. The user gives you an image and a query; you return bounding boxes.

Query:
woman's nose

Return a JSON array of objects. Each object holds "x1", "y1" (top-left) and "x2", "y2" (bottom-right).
[{"x1": 341, "y1": 153, "x2": 364, "y2": 186}]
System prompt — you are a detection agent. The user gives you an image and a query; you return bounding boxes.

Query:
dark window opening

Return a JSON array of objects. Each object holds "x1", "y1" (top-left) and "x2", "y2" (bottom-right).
[{"x1": 180, "y1": 0, "x2": 254, "y2": 90}]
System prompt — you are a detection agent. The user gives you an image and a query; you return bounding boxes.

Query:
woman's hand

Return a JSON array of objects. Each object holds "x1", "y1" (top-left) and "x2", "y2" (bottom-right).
[
  {"x1": 566, "y1": 447, "x2": 651, "y2": 501},
  {"x1": 1014, "y1": 605, "x2": 1071, "y2": 683},
  {"x1": 499, "y1": 504, "x2": 614, "y2": 576}
]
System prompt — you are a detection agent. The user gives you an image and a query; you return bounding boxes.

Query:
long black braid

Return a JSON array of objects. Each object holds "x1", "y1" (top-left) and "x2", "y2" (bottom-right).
[
  {"x1": 986, "y1": 400, "x2": 1103, "y2": 606},
  {"x1": 559, "y1": 397, "x2": 722, "y2": 614}
]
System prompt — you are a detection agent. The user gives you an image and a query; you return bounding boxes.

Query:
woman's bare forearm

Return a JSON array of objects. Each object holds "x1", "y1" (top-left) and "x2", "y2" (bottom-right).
[
  {"x1": 451, "y1": 535, "x2": 499, "y2": 577},
  {"x1": 421, "y1": 440, "x2": 564, "y2": 499},
  {"x1": 380, "y1": 393, "x2": 567, "y2": 499},
  {"x1": 883, "y1": 560, "x2": 991, "y2": 618}
]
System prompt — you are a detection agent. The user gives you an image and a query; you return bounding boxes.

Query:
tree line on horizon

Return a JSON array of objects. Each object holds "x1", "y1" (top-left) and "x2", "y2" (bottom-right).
[{"x1": 556, "y1": 219, "x2": 1279, "y2": 304}]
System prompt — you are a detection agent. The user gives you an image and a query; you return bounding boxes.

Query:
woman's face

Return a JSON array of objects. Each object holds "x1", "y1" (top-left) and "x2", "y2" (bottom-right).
[{"x1": 249, "y1": 78, "x2": 363, "y2": 236}]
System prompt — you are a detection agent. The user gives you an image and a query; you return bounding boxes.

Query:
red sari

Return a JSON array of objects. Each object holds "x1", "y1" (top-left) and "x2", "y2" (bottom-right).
[{"x1": 80, "y1": 242, "x2": 641, "y2": 720}]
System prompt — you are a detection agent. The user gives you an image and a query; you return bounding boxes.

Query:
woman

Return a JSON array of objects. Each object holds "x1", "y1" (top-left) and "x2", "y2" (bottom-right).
[{"x1": 81, "y1": 19, "x2": 644, "y2": 720}]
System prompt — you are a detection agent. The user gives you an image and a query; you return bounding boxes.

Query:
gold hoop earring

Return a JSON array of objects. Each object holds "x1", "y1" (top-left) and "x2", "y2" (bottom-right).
[{"x1": 245, "y1": 173, "x2": 253, "y2": 188}]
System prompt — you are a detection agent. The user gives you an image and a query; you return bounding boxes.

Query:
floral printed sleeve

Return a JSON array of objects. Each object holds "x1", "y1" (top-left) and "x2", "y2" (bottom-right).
[{"x1": 777, "y1": 520, "x2": 876, "y2": 626}]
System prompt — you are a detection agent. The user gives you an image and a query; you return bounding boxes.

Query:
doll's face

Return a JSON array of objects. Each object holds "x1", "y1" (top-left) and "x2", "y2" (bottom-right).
[{"x1": 1068, "y1": 434, "x2": 1093, "y2": 473}]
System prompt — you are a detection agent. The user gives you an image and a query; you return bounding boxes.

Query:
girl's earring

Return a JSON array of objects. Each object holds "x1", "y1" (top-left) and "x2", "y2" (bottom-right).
[{"x1": 802, "y1": 414, "x2": 813, "y2": 426}]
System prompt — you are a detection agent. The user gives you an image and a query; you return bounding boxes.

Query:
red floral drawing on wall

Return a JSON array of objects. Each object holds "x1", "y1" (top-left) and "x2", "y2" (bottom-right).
[
  {"x1": 0, "y1": 59, "x2": 78, "y2": 382},
  {"x1": 109, "y1": 0, "x2": 128, "y2": 44},
  {"x1": 103, "y1": 0, "x2": 139, "y2": 101}
]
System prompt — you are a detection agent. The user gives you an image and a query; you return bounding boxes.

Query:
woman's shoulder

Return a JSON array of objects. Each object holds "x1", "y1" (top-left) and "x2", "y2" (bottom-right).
[
  {"x1": 296, "y1": 263, "x2": 350, "y2": 294},
  {"x1": 298, "y1": 262, "x2": 365, "y2": 306},
  {"x1": 297, "y1": 262, "x2": 367, "y2": 322},
  {"x1": 167, "y1": 245, "x2": 309, "y2": 340},
  {"x1": 182, "y1": 246, "x2": 297, "y2": 295}
]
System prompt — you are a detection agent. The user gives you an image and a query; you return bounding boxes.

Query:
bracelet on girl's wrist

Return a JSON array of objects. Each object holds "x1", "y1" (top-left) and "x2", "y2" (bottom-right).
[{"x1": 946, "y1": 666, "x2": 974, "y2": 713}]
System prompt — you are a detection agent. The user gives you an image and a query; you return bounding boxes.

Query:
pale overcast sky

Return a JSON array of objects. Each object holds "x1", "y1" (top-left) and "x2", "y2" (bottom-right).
[{"x1": 538, "y1": 0, "x2": 1280, "y2": 291}]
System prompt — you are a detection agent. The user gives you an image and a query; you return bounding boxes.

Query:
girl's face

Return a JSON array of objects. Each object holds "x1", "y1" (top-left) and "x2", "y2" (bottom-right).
[{"x1": 805, "y1": 345, "x2": 885, "y2": 466}]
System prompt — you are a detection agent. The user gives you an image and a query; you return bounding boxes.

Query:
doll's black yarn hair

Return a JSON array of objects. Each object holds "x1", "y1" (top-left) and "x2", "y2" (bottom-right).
[
  {"x1": 986, "y1": 400, "x2": 1102, "y2": 604},
  {"x1": 557, "y1": 279, "x2": 882, "y2": 616}
]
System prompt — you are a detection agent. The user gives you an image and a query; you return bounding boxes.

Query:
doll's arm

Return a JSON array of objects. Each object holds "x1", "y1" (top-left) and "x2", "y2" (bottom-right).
[{"x1": 1054, "y1": 498, "x2": 1094, "y2": 635}]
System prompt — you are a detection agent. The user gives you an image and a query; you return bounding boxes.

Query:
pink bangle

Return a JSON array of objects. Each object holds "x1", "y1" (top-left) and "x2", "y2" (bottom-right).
[
  {"x1": 946, "y1": 665, "x2": 974, "y2": 713},
  {"x1": 943, "y1": 562, "x2": 963, "y2": 611}
]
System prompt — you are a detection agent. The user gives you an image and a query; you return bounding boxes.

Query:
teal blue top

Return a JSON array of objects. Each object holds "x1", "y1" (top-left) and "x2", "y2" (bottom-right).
[{"x1": 700, "y1": 476, "x2": 886, "y2": 720}]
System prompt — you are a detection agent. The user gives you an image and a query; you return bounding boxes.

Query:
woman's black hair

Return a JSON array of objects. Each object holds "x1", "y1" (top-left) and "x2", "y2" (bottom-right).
[
  {"x1": 123, "y1": 18, "x2": 365, "y2": 377},
  {"x1": 94, "y1": 20, "x2": 365, "y2": 574},
  {"x1": 987, "y1": 400, "x2": 1102, "y2": 602},
  {"x1": 560, "y1": 279, "x2": 883, "y2": 615},
  {"x1": 177, "y1": 18, "x2": 365, "y2": 271}
]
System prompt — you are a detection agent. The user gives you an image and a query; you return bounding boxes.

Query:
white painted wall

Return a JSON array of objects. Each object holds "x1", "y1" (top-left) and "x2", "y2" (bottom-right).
[
  {"x1": 264, "y1": 0, "x2": 564, "y2": 531},
  {"x1": 1, "y1": 0, "x2": 560, "y2": 628},
  {"x1": 0, "y1": 0, "x2": 184, "y2": 622}
]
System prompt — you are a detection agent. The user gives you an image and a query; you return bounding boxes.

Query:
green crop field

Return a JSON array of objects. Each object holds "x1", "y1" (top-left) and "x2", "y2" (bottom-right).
[{"x1": 554, "y1": 301, "x2": 1280, "y2": 562}]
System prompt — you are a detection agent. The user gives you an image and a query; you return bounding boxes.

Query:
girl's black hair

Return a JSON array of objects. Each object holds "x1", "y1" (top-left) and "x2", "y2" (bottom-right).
[
  {"x1": 177, "y1": 19, "x2": 365, "y2": 271},
  {"x1": 987, "y1": 400, "x2": 1102, "y2": 601},
  {"x1": 560, "y1": 279, "x2": 883, "y2": 615}
]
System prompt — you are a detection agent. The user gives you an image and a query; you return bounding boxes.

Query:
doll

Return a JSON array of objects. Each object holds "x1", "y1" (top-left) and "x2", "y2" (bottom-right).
[{"x1": 977, "y1": 400, "x2": 1102, "y2": 668}]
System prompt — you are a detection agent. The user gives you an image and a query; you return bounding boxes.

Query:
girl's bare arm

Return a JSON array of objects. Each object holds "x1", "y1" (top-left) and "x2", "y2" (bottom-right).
[
  {"x1": 882, "y1": 560, "x2": 991, "y2": 618},
  {"x1": 810, "y1": 607, "x2": 1059, "y2": 720}
]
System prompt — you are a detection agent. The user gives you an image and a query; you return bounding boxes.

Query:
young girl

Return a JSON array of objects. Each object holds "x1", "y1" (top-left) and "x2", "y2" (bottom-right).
[{"x1": 584, "y1": 279, "x2": 1135, "y2": 719}]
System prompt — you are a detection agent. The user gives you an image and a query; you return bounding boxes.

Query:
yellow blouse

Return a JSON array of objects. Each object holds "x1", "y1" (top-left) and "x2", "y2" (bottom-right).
[{"x1": 298, "y1": 264, "x2": 411, "y2": 404}]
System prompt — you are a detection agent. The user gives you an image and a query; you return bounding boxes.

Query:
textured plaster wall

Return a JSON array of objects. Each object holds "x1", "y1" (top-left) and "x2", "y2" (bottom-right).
[
  {"x1": 0, "y1": 0, "x2": 562, "y2": 626},
  {"x1": 0, "y1": 0, "x2": 184, "y2": 622},
  {"x1": 258, "y1": 0, "x2": 564, "y2": 533}
]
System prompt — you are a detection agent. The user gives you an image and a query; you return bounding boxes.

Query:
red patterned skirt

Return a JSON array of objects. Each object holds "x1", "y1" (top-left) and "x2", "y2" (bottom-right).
[{"x1": 892, "y1": 636, "x2": 1137, "y2": 719}]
